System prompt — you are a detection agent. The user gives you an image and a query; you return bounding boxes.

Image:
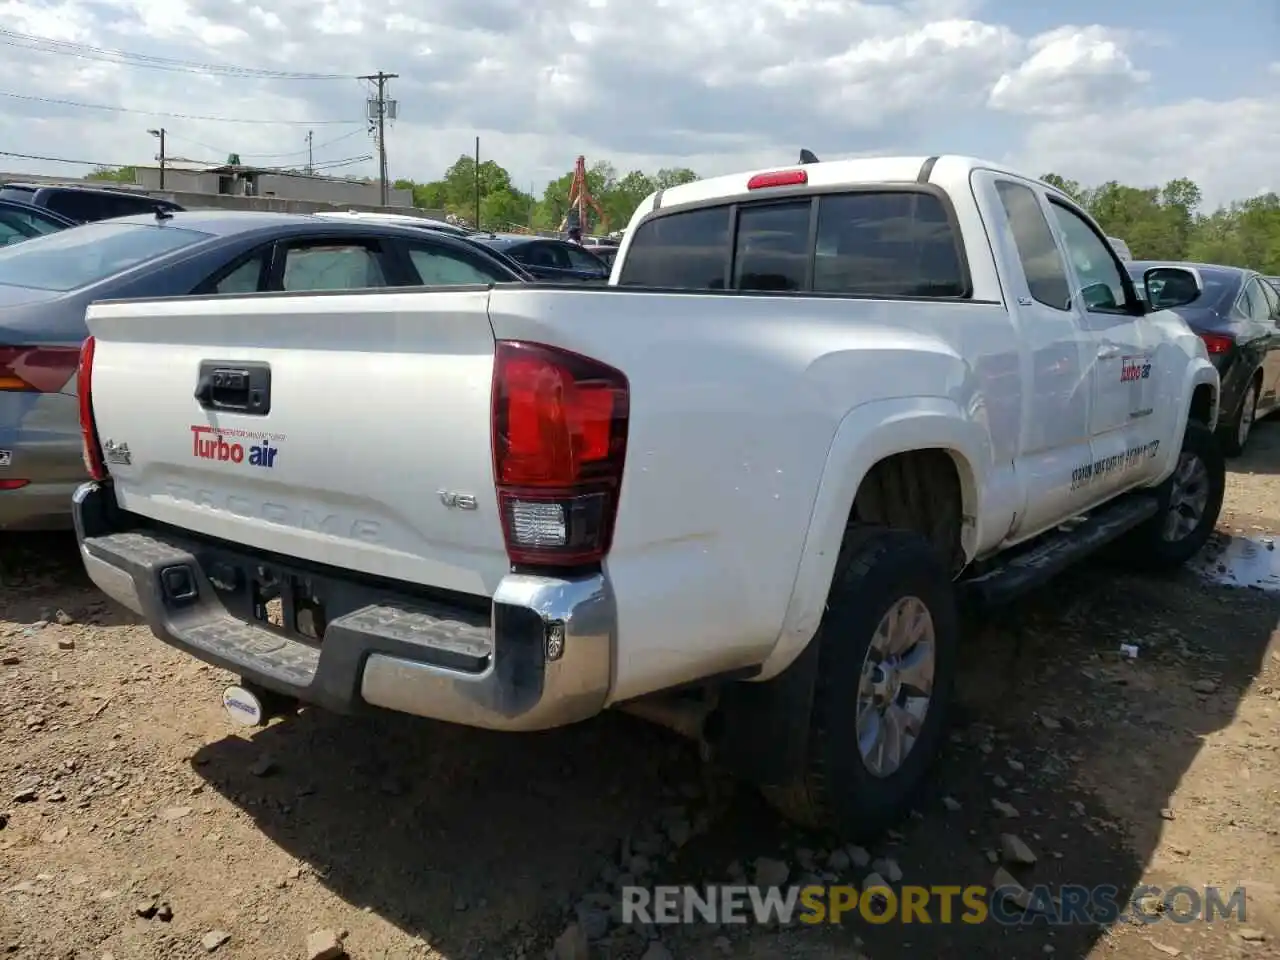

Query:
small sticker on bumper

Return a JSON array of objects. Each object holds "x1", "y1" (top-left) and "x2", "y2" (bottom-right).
[{"x1": 0, "y1": 450, "x2": 11, "y2": 466}]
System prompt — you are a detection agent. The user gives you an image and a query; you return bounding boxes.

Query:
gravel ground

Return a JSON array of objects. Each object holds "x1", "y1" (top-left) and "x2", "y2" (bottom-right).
[{"x1": 3, "y1": 425, "x2": 1280, "y2": 960}]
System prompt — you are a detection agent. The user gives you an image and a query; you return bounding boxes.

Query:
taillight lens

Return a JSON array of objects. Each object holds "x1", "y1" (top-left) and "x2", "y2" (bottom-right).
[
  {"x1": 77, "y1": 336, "x2": 106, "y2": 481},
  {"x1": 1199, "y1": 333, "x2": 1233, "y2": 356},
  {"x1": 491, "y1": 340, "x2": 629, "y2": 566},
  {"x1": 0, "y1": 345, "x2": 80, "y2": 393}
]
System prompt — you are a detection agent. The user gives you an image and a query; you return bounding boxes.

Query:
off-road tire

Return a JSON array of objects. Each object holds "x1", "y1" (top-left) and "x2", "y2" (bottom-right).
[
  {"x1": 1219, "y1": 378, "x2": 1259, "y2": 458},
  {"x1": 1119, "y1": 420, "x2": 1224, "y2": 571},
  {"x1": 761, "y1": 527, "x2": 958, "y2": 841}
]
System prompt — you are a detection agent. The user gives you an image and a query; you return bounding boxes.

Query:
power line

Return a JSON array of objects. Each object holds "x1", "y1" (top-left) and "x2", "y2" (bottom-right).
[
  {"x1": 0, "y1": 147, "x2": 372, "y2": 174},
  {"x1": 0, "y1": 90, "x2": 362, "y2": 125},
  {"x1": 0, "y1": 28, "x2": 353, "y2": 80},
  {"x1": 0, "y1": 149, "x2": 143, "y2": 168},
  {"x1": 164, "y1": 128, "x2": 365, "y2": 161}
]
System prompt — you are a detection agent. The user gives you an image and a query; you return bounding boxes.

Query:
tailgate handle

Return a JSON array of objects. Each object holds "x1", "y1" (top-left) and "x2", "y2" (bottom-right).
[{"x1": 195, "y1": 361, "x2": 271, "y2": 416}]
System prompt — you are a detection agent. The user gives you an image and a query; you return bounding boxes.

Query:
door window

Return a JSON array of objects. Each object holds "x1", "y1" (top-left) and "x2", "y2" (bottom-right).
[
  {"x1": 1047, "y1": 202, "x2": 1129, "y2": 315},
  {"x1": 280, "y1": 242, "x2": 387, "y2": 291},
  {"x1": 208, "y1": 252, "x2": 269, "y2": 294},
  {"x1": 994, "y1": 180, "x2": 1071, "y2": 311},
  {"x1": 1242, "y1": 279, "x2": 1274, "y2": 324},
  {"x1": 563, "y1": 244, "x2": 606, "y2": 273},
  {"x1": 0, "y1": 215, "x2": 30, "y2": 245},
  {"x1": 1257, "y1": 276, "x2": 1280, "y2": 320},
  {"x1": 407, "y1": 245, "x2": 501, "y2": 285},
  {"x1": 734, "y1": 201, "x2": 810, "y2": 292},
  {"x1": 44, "y1": 191, "x2": 113, "y2": 222}
]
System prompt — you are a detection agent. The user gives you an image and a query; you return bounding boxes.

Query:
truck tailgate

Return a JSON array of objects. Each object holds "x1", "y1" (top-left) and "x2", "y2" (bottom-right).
[{"x1": 84, "y1": 289, "x2": 509, "y2": 597}]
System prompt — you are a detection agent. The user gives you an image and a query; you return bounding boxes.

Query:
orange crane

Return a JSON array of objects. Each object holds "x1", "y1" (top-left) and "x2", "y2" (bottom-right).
[{"x1": 559, "y1": 155, "x2": 608, "y2": 237}]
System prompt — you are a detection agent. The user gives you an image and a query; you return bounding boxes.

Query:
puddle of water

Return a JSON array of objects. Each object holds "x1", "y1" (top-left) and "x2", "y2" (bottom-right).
[{"x1": 1191, "y1": 533, "x2": 1280, "y2": 592}]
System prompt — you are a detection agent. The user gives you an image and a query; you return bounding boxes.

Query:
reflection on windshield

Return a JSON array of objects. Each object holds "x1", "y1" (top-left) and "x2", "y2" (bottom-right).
[{"x1": 0, "y1": 222, "x2": 211, "y2": 292}]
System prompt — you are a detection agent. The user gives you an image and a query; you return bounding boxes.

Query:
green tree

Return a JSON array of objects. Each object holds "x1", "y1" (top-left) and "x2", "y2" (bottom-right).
[{"x1": 84, "y1": 166, "x2": 137, "y2": 183}]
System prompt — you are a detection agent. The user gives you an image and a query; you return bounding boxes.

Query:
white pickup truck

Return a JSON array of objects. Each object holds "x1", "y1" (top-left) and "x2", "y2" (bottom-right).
[{"x1": 72, "y1": 154, "x2": 1222, "y2": 840}]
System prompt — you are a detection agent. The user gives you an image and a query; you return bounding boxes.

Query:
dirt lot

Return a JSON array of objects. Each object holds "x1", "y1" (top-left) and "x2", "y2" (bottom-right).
[{"x1": 3, "y1": 429, "x2": 1280, "y2": 960}]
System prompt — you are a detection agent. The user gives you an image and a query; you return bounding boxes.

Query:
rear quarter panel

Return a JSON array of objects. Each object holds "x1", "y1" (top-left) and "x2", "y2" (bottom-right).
[{"x1": 486, "y1": 285, "x2": 1014, "y2": 700}]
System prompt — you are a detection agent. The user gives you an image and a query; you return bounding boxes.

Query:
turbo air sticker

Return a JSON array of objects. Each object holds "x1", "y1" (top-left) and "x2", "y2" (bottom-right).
[{"x1": 190, "y1": 425, "x2": 286, "y2": 469}]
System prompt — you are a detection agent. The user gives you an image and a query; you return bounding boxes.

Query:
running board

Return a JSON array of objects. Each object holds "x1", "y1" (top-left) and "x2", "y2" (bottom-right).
[{"x1": 960, "y1": 495, "x2": 1159, "y2": 607}]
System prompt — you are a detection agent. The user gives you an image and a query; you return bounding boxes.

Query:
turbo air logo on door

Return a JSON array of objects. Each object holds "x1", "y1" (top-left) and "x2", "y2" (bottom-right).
[
  {"x1": 1120, "y1": 356, "x2": 1151, "y2": 382},
  {"x1": 190, "y1": 425, "x2": 284, "y2": 469}
]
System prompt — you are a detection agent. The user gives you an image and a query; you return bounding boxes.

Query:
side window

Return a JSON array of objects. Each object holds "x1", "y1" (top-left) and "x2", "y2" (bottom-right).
[
  {"x1": 0, "y1": 214, "x2": 31, "y2": 245},
  {"x1": 1243, "y1": 279, "x2": 1273, "y2": 324},
  {"x1": 733, "y1": 201, "x2": 809, "y2": 292},
  {"x1": 111, "y1": 196, "x2": 155, "y2": 218},
  {"x1": 993, "y1": 180, "x2": 1070, "y2": 310},
  {"x1": 563, "y1": 244, "x2": 605, "y2": 272},
  {"x1": 1234, "y1": 282, "x2": 1255, "y2": 319},
  {"x1": 616, "y1": 206, "x2": 730, "y2": 289},
  {"x1": 279, "y1": 241, "x2": 388, "y2": 291},
  {"x1": 407, "y1": 245, "x2": 501, "y2": 285},
  {"x1": 514, "y1": 243, "x2": 557, "y2": 268},
  {"x1": 45, "y1": 192, "x2": 104, "y2": 222},
  {"x1": 205, "y1": 251, "x2": 269, "y2": 294},
  {"x1": 813, "y1": 192, "x2": 965, "y2": 298},
  {"x1": 1047, "y1": 202, "x2": 1129, "y2": 315},
  {"x1": 539, "y1": 243, "x2": 571, "y2": 269},
  {"x1": 1257, "y1": 277, "x2": 1280, "y2": 319}
]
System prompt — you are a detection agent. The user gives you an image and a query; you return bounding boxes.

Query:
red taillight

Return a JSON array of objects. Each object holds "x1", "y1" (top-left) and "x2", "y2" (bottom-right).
[
  {"x1": 0, "y1": 345, "x2": 80, "y2": 393},
  {"x1": 491, "y1": 341, "x2": 629, "y2": 566},
  {"x1": 77, "y1": 336, "x2": 106, "y2": 481},
  {"x1": 0, "y1": 479, "x2": 29, "y2": 490},
  {"x1": 1199, "y1": 333, "x2": 1233, "y2": 355},
  {"x1": 747, "y1": 169, "x2": 808, "y2": 190}
]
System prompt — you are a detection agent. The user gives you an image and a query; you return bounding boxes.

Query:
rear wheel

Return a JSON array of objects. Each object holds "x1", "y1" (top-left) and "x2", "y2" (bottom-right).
[
  {"x1": 762, "y1": 528, "x2": 958, "y2": 841},
  {"x1": 1118, "y1": 421, "x2": 1224, "y2": 571},
  {"x1": 1220, "y1": 378, "x2": 1259, "y2": 457}
]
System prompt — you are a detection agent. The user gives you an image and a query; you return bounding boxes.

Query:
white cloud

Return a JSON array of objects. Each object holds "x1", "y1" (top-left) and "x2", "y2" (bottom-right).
[
  {"x1": 0, "y1": 0, "x2": 1271, "y2": 209},
  {"x1": 1014, "y1": 97, "x2": 1280, "y2": 210},
  {"x1": 989, "y1": 25, "x2": 1149, "y2": 117}
]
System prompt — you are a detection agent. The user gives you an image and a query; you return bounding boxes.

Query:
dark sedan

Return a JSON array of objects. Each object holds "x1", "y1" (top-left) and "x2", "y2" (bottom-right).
[
  {"x1": 0, "y1": 198, "x2": 76, "y2": 245},
  {"x1": 0, "y1": 209, "x2": 529, "y2": 530},
  {"x1": 471, "y1": 233, "x2": 611, "y2": 282},
  {"x1": 1129, "y1": 260, "x2": 1280, "y2": 455}
]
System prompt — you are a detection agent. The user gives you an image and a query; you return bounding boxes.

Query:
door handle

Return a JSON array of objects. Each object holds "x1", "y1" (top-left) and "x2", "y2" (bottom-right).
[{"x1": 1097, "y1": 343, "x2": 1121, "y2": 360}]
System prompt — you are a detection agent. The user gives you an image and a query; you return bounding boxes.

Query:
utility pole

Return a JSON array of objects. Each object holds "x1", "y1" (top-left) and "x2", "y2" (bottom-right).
[
  {"x1": 474, "y1": 136, "x2": 480, "y2": 230},
  {"x1": 359, "y1": 71, "x2": 398, "y2": 206},
  {"x1": 305, "y1": 130, "x2": 313, "y2": 175},
  {"x1": 147, "y1": 128, "x2": 166, "y2": 188}
]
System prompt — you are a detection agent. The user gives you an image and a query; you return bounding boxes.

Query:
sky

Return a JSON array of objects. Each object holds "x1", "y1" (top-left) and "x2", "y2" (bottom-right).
[{"x1": 0, "y1": 0, "x2": 1277, "y2": 211}]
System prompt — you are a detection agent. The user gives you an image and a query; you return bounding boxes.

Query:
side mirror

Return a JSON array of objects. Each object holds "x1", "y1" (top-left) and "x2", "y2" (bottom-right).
[
  {"x1": 1144, "y1": 266, "x2": 1202, "y2": 311},
  {"x1": 1080, "y1": 281, "x2": 1120, "y2": 311}
]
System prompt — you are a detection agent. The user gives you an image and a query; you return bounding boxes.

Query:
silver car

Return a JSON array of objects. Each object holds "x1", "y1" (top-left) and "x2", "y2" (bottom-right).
[{"x1": 0, "y1": 209, "x2": 532, "y2": 530}]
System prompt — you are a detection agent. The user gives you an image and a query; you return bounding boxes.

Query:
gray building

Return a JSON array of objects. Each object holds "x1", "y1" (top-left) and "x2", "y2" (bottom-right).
[{"x1": 133, "y1": 163, "x2": 413, "y2": 208}]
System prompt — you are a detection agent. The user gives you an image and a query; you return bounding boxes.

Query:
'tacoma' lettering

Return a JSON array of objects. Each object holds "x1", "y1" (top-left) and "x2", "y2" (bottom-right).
[{"x1": 191, "y1": 425, "x2": 279, "y2": 468}]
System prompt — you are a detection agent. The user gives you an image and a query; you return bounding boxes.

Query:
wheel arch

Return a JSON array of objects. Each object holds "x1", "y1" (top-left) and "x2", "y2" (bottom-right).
[{"x1": 756, "y1": 397, "x2": 988, "y2": 684}]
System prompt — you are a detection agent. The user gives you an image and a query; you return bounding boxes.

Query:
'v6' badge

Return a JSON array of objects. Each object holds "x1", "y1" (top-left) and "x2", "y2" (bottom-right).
[{"x1": 438, "y1": 490, "x2": 478, "y2": 511}]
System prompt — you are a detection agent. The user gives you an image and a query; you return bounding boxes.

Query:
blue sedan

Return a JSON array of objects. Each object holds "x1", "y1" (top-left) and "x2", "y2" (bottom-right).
[{"x1": 0, "y1": 209, "x2": 530, "y2": 530}]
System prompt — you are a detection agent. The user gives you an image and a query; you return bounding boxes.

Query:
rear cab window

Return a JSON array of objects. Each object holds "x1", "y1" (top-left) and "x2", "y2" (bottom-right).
[{"x1": 617, "y1": 189, "x2": 968, "y2": 299}]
